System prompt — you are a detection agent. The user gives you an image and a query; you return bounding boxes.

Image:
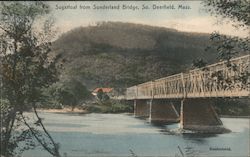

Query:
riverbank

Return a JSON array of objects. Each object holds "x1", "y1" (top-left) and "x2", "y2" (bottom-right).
[
  {"x1": 82, "y1": 101, "x2": 133, "y2": 113},
  {"x1": 37, "y1": 107, "x2": 87, "y2": 114},
  {"x1": 37, "y1": 100, "x2": 133, "y2": 114}
]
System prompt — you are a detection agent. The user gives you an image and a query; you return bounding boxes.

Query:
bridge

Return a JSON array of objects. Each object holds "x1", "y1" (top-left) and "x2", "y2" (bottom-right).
[{"x1": 115, "y1": 54, "x2": 250, "y2": 133}]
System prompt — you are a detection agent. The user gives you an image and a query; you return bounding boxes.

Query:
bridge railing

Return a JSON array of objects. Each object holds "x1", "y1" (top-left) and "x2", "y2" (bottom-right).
[
  {"x1": 126, "y1": 86, "x2": 137, "y2": 100},
  {"x1": 126, "y1": 54, "x2": 250, "y2": 100},
  {"x1": 185, "y1": 54, "x2": 250, "y2": 98}
]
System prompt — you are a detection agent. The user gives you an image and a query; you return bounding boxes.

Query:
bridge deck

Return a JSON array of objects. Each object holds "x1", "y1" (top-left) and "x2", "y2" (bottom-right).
[{"x1": 126, "y1": 55, "x2": 250, "y2": 100}]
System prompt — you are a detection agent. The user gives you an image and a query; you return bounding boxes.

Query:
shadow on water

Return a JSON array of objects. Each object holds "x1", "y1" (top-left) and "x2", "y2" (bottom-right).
[
  {"x1": 181, "y1": 133, "x2": 218, "y2": 138},
  {"x1": 181, "y1": 133, "x2": 216, "y2": 146},
  {"x1": 150, "y1": 122, "x2": 178, "y2": 135}
]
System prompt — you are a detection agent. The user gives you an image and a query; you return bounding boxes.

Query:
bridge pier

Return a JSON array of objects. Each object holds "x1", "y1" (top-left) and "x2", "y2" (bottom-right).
[
  {"x1": 134, "y1": 100, "x2": 150, "y2": 118},
  {"x1": 149, "y1": 99, "x2": 179, "y2": 123},
  {"x1": 180, "y1": 99, "x2": 230, "y2": 133}
]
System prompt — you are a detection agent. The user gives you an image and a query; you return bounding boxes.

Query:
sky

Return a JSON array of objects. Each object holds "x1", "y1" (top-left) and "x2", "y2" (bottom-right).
[{"x1": 48, "y1": 1, "x2": 248, "y2": 38}]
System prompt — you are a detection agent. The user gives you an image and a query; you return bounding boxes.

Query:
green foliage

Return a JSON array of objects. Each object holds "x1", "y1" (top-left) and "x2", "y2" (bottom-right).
[
  {"x1": 0, "y1": 2, "x2": 61, "y2": 156},
  {"x1": 52, "y1": 22, "x2": 219, "y2": 89},
  {"x1": 96, "y1": 89, "x2": 110, "y2": 103},
  {"x1": 192, "y1": 58, "x2": 207, "y2": 68},
  {"x1": 214, "y1": 99, "x2": 250, "y2": 116},
  {"x1": 108, "y1": 102, "x2": 133, "y2": 113},
  {"x1": 44, "y1": 79, "x2": 92, "y2": 110},
  {"x1": 204, "y1": 0, "x2": 249, "y2": 61},
  {"x1": 0, "y1": 99, "x2": 38, "y2": 156},
  {"x1": 203, "y1": 0, "x2": 250, "y2": 92},
  {"x1": 0, "y1": 99, "x2": 11, "y2": 111},
  {"x1": 204, "y1": 0, "x2": 250, "y2": 27},
  {"x1": 209, "y1": 32, "x2": 249, "y2": 61},
  {"x1": 38, "y1": 99, "x2": 63, "y2": 109},
  {"x1": 96, "y1": 89, "x2": 104, "y2": 100},
  {"x1": 83, "y1": 101, "x2": 133, "y2": 113}
]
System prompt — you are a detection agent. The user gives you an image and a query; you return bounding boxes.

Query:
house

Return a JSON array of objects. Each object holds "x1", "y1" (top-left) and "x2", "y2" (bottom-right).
[{"x1": 92, "y1": 88, "x2": 114, "y2": 97}]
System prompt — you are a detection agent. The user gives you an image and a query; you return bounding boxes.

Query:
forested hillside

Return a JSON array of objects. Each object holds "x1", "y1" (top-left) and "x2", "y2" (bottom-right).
[{"x1": 52, "y1": 22, "x2": 218, "y2": 89}]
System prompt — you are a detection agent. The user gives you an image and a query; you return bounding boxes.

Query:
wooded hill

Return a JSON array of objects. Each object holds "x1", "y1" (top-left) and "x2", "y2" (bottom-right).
[
  {"x1": 50, "y1": 22, "x2": 250, "y2": 115},
  {"x1": 52, "y1": 22, "x2": 219, "y2": 89}
]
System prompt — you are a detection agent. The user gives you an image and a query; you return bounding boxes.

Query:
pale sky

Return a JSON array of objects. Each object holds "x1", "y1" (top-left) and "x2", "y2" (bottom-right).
[{"x1": 48, "y1": 1, "x2": 249, "y2": 38}]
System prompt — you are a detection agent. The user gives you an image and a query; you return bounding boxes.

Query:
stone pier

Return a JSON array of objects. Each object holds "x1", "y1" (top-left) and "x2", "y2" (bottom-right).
[
  {"x1": 149, "y1": 99, "x2": 179, "y2": 123},
  {"x1": 134, "y1": 99, "x2": 150, "y2": 118},
  {"x1": 180, "y1": 99, "x2": 229, "y2": 133}
]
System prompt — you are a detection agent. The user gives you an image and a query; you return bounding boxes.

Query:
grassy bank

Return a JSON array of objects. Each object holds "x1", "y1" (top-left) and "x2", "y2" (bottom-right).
[
  {"x1": 82, "y1": 100, "x2": 133, "y2": 113},
  {"x1": 36, "y1": 100, "x2": 133, "y2": 114}
]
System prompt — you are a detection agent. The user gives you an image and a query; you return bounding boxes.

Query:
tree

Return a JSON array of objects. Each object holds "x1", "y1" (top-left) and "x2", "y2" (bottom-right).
[
  {"x1": 96, "y1": 89, "x2": 110, "y2": 103},
  {"x1": 203, "y1": 0, "x2": 249, "y2": 61},
  {"x1": 0, "y1": 2, "x2": 61, "y2": 157},
  {"x1": 204, "y1": 0, "x2": 250, "y2": 27},
  {"x1": 193, "y1": 0, "x2": 249, "y2": 64},
  {"x1": 45, "y1": 79, "x2": 92, "y2": 111},
  {"x1": 203, "y1": 0, "x2": 250, "y2": 84},
  {"x1": 192, "y1": 58, "x2": 207, "y2": 68}
]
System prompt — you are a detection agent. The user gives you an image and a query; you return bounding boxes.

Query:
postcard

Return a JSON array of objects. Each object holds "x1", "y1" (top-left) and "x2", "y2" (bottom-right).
[{"x1": 0, "y1": 1, "x2": 249, "y2": 157}]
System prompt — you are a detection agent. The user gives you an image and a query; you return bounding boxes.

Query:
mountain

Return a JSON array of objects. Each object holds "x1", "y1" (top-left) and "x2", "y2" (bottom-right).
[{"x1": 52, "y1": 22, "x2": 218, "y2": 89}]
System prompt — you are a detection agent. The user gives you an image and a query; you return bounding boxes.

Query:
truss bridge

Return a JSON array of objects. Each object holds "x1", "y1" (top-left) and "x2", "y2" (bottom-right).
[{"x1": 119, "y1": 55, "x2": 250, "y2": 133}]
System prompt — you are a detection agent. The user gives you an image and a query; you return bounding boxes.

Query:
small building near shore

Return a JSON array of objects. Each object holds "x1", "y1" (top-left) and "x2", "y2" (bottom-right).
[{"x1": 92, "y1": 88, "x2": 114, "y2": 97}]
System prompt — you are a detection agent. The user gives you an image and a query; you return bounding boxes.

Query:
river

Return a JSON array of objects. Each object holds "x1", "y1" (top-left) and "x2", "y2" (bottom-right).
[{"x1": 21, "y1": 112, "x2": 249, "y2": 157}]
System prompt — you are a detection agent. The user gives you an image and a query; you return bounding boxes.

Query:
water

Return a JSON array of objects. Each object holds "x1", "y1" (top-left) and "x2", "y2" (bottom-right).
[{"x1": 21, "y1": 112, "x2": 250, "y2": 157}]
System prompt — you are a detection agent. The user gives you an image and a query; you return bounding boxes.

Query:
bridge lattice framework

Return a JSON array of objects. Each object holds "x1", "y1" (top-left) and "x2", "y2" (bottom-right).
[{"x1": 126, "y1": 54, "x2": 250, "y2": 100}]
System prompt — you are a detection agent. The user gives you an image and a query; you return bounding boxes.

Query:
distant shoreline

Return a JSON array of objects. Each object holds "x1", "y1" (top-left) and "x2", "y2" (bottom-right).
[{"x1": 37, "y1": 108, "x2": 87, "y2": 114}]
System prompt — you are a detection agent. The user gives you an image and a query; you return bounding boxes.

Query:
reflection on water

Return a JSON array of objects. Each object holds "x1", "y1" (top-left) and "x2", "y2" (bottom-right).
[{"x1": 22, "y1": 112, "x2": 250, "y2": 157}]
